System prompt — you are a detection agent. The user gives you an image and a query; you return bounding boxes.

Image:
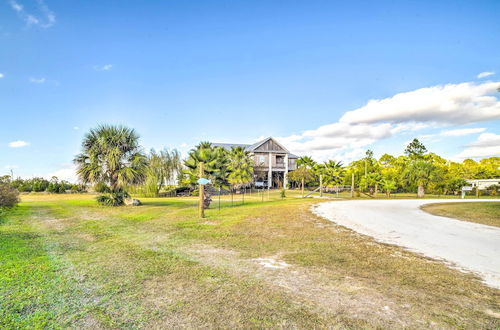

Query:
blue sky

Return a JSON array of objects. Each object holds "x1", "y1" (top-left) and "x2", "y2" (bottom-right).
[{"x1": 1, "y1": 0, "x2": 499, "y2": 181}]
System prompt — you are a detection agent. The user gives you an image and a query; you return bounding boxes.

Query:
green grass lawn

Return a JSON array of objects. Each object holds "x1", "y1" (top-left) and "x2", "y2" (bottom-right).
[
  {"x1": 1, "y1": 193, "x2": 499, "y2": 329},
  {"x1": 421, "y1": 202, "x2": 500, "y2": 227}
]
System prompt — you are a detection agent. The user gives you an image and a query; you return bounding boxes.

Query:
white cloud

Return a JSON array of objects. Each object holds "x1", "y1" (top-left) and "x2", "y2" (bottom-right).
[
  {"x1": 340, "y1": 82, "x2": 500, "y2": 125},
  {"x1": 276, "y1": 123, "x2": 390, "y2": 162},
  {"x1": 303, "y1": 122, "x2": 392, "y2": 139},
  {"x1": 440, "y1": 128, "x2": 486, "y2": 137},
  {"x1": 275, "y1": 81, "x2": 500, "y2": 162},
  {"x1": 9, "y1": 0, "x2": 23, "y2": 12},
  {"x1": 9, "y1": 0, "x2": 55, "y2": 28},
  {"x1": 47, "y1": 164, "x2": 78, "y2": 182},
  {"x1": 456, "y1": 133, "x2": 500, "y2": 159},
  {"x1": 477, "y1": 72, "x2": 495, "y2": 79},
  {"x1": 417, "y1": 127, "x2": 486, "y2": 144},
  {"x1": 468, "y1": 133, "x2": 500, "y2": 148},
  {"x1": 94, "y1": 64, "x2": 113, "y2": 71},
  {"x1": 0, "y1": 73, "x2": 4, "y2": 78},
  {"x1": 73, "y1": 126, "x2": 79, "y2": 130},
  {"x1": 29, "y1": 77, "x2": 46, "y2": 83},
  {"x1": 4, "y1": 165, "x2": 18, "y2": 169},
  {"x1": 8, "y1": 140, "x2": 30, "y2": 148}
]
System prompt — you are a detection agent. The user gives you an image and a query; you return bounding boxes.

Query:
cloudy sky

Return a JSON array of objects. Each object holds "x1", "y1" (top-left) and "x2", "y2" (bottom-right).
[{"x1": 0, "y1": 0, "x2": 499, "y2": 181}]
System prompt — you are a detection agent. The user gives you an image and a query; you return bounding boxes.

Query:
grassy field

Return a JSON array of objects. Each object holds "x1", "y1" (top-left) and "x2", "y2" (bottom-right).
[
  {"x1": 421, "y1": 202, "x2": 500, "y2": 228},
  {"x1": 1, "y1": 193, "x2": 499, "y2": 329}
]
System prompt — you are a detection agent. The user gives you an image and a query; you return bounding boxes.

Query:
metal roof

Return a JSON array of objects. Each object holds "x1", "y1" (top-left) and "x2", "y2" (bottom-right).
[
  {"x1": 212, "y1": 137, "x2": 295, "y2": 156},
  {"x1": 211, "y1": 143, "x2": 251, "y2": 150}
]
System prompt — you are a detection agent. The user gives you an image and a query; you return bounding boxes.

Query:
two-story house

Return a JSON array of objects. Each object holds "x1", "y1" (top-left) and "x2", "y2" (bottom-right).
[{"x1": 212, "y1": 137, "x2": 298, "y2": 188}]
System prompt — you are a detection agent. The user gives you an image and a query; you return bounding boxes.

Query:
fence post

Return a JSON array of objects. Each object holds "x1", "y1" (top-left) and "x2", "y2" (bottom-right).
[{"x1": 199, "y1": 162, "x2": 205, "y2": 218}]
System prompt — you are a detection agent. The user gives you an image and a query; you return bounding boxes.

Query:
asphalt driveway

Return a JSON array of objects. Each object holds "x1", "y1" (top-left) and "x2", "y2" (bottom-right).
[{"x1": 313, "y1": 199, "x2": 500, "y2": 289}]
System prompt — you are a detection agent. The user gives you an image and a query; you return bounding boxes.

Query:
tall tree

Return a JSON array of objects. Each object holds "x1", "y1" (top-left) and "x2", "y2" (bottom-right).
[
  {"x1": 381, "y1": 178, "x2": 397, "y2": 197},
  {"x1": 182, "y1": 142, "x2": 227, "y2": 208},
  {"x1": 288, "y1": 167, "x2": 314, "y2": 197},
  {"x1": 403, "y1": 160, "x2": 437, "y2": 197},
  {"x1": 297, "y1": 156, "x2": 316, "y2": 169},
  {"x1": 142, "y1": 148, "x2": 182, "y2": 197},
  {"x1": 227, "y1": 146, "x2": 254, "y2": 204},
  {"x1": 404, "y1": 138, "x2": 427, "y2": 159},
  {"x1": 74, "y1": 125, "x2": 147, "y2": 206},
  {"x1": 317, "y1": 160, "x2": 344, "y2": 188}
]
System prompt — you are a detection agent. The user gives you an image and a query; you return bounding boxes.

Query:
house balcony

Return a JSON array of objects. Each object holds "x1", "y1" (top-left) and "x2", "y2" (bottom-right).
[{"x1": 254, "y1": 162, "x2": 296, "y2": 171}]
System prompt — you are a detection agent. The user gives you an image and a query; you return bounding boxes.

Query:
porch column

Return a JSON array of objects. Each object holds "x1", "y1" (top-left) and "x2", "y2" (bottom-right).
[
  {"x1": 284, "y1": 154, "x2": 289, "y2": 188},
  {"x1": 268, "y1": 153, "x2": 273, "y2": 188}
]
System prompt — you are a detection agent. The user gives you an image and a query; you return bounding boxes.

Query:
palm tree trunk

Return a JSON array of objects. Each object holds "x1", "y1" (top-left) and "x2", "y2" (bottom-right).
[
  {"x1": 417, "y1": 184, "x2": 425, "y2": 198},
  {"x1": 301, "y1": 178, "x2": 304, "y2": 198},
  {"x1": 374, "y1": 183, "x2": 378, "y2": 197}
]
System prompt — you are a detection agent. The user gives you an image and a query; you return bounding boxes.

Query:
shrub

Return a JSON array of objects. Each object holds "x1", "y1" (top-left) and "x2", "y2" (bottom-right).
[
  {"x1": 488, "y1": 184, "x2": 499, "y2": 196},
  {"x1": 0, "y1": 183, "x2": 20, "y2": 209},
  {"x1": 94, "y1": 182, "x2": 110, "y2": 193},
  {"x1": 96, "y1": 191, "x2": 129, "y2": 206},
  {"x1": 70, "y1": 184, "x2": 87, "y2": 193}
]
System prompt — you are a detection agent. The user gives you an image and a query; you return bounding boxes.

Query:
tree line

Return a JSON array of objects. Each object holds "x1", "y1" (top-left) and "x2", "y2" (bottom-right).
[
  {"x1": 2, "y1": 125, "x2": 498, "y2": 209},
  {"x1": 289, "y1": 139, "x2": 500, "y2": 197},
  {"x1": 1, "y1": 176, "x2": 86, "y2": 194}
]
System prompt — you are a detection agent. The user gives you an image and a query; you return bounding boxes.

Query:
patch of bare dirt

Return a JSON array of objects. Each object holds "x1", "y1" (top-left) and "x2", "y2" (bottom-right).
[{"x1": 182, "y1": 244, "x2": 425, "y2": 328}]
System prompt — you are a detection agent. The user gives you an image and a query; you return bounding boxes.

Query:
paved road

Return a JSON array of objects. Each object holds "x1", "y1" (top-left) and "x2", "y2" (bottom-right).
[{"x1": 313, "y1": 199, "x2": 500, "y2": 289}]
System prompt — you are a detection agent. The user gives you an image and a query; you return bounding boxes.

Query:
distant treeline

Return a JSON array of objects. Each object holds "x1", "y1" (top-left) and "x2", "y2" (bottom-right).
[
  {"x1": 287, "y1": 139, "x2": 500, "y2": 197},
  {"x1": 0, "y1": 176, "x2": 87, "y2": 194}
]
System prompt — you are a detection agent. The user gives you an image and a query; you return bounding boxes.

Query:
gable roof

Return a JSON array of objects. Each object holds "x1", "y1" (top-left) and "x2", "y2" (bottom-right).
[
  {"x1": 212, "y1": 137, "x2": 296, "y2": 156},
  {"x1": 248, "y1": 137, "x2": 290, "y2": 153}
]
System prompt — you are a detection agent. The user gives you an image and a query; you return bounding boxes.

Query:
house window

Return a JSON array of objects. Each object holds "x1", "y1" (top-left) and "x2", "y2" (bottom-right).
[{"x1": 259, "y1": 155, "x2": 265, "y2": 165}]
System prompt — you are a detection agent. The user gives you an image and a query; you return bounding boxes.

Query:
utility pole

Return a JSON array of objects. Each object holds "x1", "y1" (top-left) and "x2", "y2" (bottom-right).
[
  {"x1": 319, "y1": 175, "x2": 323, "y2": 197},
  {"x1": 199, "y1": 162, "x2": 205, "y2": 218}
]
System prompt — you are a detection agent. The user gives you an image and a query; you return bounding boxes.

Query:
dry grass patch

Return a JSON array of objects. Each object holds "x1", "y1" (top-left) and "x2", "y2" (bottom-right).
[
  {"x1": 421, "y1": 202, "x2": 500, "y2": 227},
  {"x1": 1, "y1": 194, "x2": 499, "y2": 329}
]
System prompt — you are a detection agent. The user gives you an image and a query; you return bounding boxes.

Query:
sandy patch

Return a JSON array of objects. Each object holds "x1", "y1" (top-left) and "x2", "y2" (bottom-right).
[
  {"x1": 182, "y1": 244, "x2": 419, "y2": 328},
  {"x1": 253, "y1": 257, "x2": 290, "y2": 269}
]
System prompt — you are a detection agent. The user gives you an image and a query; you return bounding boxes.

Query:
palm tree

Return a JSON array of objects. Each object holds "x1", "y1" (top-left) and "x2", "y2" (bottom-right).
[
  {"x1": 227, "y1": 147, "x2": 254, "y2": 204},
  {"x1": 403, "y1": 159, "x2": 436, "y2": 197},
  {"x1": 319, "y1": 160, "x2": 344, "y2": 188},
  {"x1": 296, "y1": 156, "x2": 316, "y2": 197},
  {"x1": 211, "y1": 147, "x2": 231, "y2": 209},
  {"x1": 182, "y1": 142, "x2": 221, "y2": 208},
  {"x1": 74, "y1": 125, "x2": 147, "y2": 206},
  {"x1": 297, "y1": 156, "x2": 316, "y2": 169}
]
